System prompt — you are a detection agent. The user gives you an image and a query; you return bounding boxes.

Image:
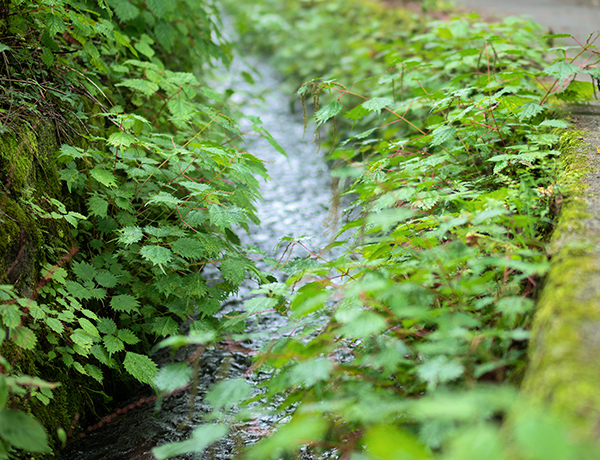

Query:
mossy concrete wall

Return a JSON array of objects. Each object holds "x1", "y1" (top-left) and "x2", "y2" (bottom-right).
[
  {"x1": 523, "y1": 106, "x2": 600, "y2": 437},
  {"x1": 0, "y1": 119, "x2": 85, "y2": 455}
]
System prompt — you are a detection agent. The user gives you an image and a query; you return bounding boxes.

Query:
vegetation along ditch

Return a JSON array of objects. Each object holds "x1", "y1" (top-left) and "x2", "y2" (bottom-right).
[{"x1": 2, "y1": 0, "x2": 600, "y2": 459}]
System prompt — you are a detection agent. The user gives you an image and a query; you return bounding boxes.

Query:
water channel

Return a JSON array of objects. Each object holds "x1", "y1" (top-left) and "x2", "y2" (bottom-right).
[{"x1": 60, "y1": 34, "x2": 340, "y2": 460}]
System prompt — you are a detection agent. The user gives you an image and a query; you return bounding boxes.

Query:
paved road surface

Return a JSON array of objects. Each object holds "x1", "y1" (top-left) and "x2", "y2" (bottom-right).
[{"x1": 456, "y1": 0, "x2": 600, "y2": 45}]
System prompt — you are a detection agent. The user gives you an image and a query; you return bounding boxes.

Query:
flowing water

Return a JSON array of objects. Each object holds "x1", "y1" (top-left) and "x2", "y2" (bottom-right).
[{"x1": 60, "y1": 43, "x2": 340, "y2": 460}]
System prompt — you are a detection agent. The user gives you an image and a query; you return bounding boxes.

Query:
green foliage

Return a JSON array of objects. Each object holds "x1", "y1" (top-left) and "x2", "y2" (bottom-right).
[
  {"x1": 0, "y1": 0, "x2": 273, "y2": 453},
  {"x1": 150, "y1": 1, "x2": 600, "y2": 459}
]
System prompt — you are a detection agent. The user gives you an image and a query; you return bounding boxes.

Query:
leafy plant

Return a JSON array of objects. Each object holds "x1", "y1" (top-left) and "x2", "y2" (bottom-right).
[{"x1": 150, "y1": 2, "x2": 600, "y2": 459}]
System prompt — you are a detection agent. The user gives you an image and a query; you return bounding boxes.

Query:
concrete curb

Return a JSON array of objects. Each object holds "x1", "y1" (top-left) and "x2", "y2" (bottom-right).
[{"x1": 523, "y1": 104, "x2": 600, "y2": 436}]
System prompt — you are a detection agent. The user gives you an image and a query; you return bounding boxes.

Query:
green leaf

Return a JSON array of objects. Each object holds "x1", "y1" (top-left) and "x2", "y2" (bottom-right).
[
  {"x1": 45, "y1": 318, "x2": 64, "y2": 334},
  {"x1": 430, "y1": 125, "x2": 456, "y2": 146},
  {"x1": 117, "y1": 329, "x2": 140, "y2": 345},
  {"x1": 13, "y1": 327, "x2": 37, "y2": 350},
  {"x1": 103, "y1": 335, "x2": 124, "y2": 354},
  {"x1": 79, "y1": 318, "x2": 100, "y2": 339},
  {"x1": 88, "y1": 195, "x2": 109, "y2": 218},
  {"x1": 154, "y1": 363, "x2": 192, "y2": 393},
  {"x1": 363, "y1": 425, "x2": 429, "y2": 460},
  {"x1": 65, "y1": 280, "x2": 92, "y2": 300},
  {"x1": 151, "y1": 317, "x2": 179, "y2": 337},
  {"x1": 0, "y1": 410, "x2": 50, "y2": 453},
  {"x1": 417, "y1": 356, "x2": 465, "y2": 390},
  {"x1": 107, "y1": 131, "x2": 136, "y2": 149},
  {"x1": 96, "y1": 317, "x2": 117, "y2": 335},
  {"x1": 123, "y1": 352, "x2": 158, "y2": 385},
  {"x1": 90, "y1": 166, "x2": 117, "y2": 188},
  {"x1": 220, "y1": 259, "x2": 245, "y2": 286},
  {"x1": 85, "y1": 364, "x2": 103, "y2": 383},
  {"x1": 0, "y1": 303, "x2": 20, "y2": 329},
  {"x1": 543, "y1": 61, "x2": 581, "y2": 82},
  {"x1": 171, "y1": 237, "x2": 207, "y2": 260},
  {"x1": 315, "y1": 101, "x2": 342, "y2": 125},
  {"x1": 110, "y1": 294, "x2": 140, "y2": 313},
  {"x1": 146, "y1": 0, "x2": 166, "y2": 18},
  {"x1": 118, "y1": 226, "x2": 144, "y2": 246},
  {"x1": 146, "y1": 192, "x2": 183, "y2": 208},
  {"x1": 113, "y1": 1, "x2": 140, "y2": 21},
  {"x1": 116, "y1": 78, "x2": 159, "y2": 96},
  {"x1": 362, "y1": 96, "x2": 394, "y2": 114},
  {"x1": 167, "y1": 97, "x2": 195, "y2": 121},
  {"x1": 152, "y1": 424, "x2": 228, "y2": 460},
  {"x1": 95, "y1": 270, "x2": 119, "y2": 288},
  {"x1": 140, "y1": 245, "x2": 174, "y2": 267}
]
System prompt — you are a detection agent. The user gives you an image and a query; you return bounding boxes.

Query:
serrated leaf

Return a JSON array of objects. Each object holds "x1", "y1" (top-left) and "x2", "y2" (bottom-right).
[
  {"x1": 315, "y1": 101, "x2": 342, "y2": 125},
  {"x1": 117, "y1": 329, "x2": 140, "y2": 345},
  {"x1": 70, "y1": 329, "x2": 95, "y2": 353},
  {"x1": 66, "y1": 280, "x2": 92, "y2": 299},
  {"x1": 46, "y1": 13, "x2": 65, "y2": 36},
  {"x1": 0, "y1": 303, "x2": 20, "y2": 328},
  {"x1": 78, "y1": 318, "x2": 100, "y2": 339},
  {"x1": 95, "y1": 270, "x2": 119, "y2": 288},
  {"x1": 167, "y1": 97, "x2": 195, "y2": 121},
  {"x1": 85, "y1": 364, "x2": 103, "y2": 383},
  {"x1": 103, "y1": 335, "x2": 124, "y2": 354},
  {"x1": 201, "y1": 86, "x2": 223, "y2": 103},
  {"x1": 96, "y1": 317, "x2": 117, "y2": 335},
  {"x1": 90, "y1": 166, "x2": 117, "y2": 188},
  {"x1": 146, "y1": 0, "x2": 166, "y2": 17},
  {"x1": 171, "y1": 237, "x2": 206, "y2": 260},
  {"x1": 73, "y1": 361, "x2": 87, "y2": 375},
  {"x1": 118, "y1": 226, "x2": 144, "y2": 246},
  {"x1": 430, "y1": 125, "x2": 456, "y2": 146},
  {"x1": 87, "y1": 195, "x2": 109, "y2": 218},
  {"x1": 13, "y1": 327, "x2": 37, "y2": 350},
  {"x1": 362, "y1": 96, "x2": 394, "y2": 114},
  {"x1": 113, "y1": 1, "x2": 139, "y2": 21},
  {"x1": 151, "y1": 317, "x2": 179, "y2": 337},
  {"x1": 116, "y1": 78, "x2": 158, "y2": 96},
  {"x1": 107, "y1": 131, "x2": 136, "y2": 149},
  {"x1": 123, "y1": 352, "x2": 158, "y2": 385},
  {"x1": 543, "y1": 61, "x2": 581, "y2": 82},
  {"x1": 46, "y1": 318, "x2": 64, "y2": 334},
  {"x1": 146, "y1": 192, "x2": 183, "y2": 208},
  {"x1": 140, "y1": 245, "x2": 173, "y2": 267},
  {"x1": 220, "y1": 259, "x2": 245, "y2": 286},
  {"x1": 110, "y1": 294, "x2": 140, "y2": 313}
]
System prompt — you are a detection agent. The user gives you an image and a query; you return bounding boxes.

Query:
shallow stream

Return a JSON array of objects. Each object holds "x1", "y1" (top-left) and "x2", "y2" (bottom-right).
[{"x1": 60, "y1": 44, "x2": 338, "y2": 460}]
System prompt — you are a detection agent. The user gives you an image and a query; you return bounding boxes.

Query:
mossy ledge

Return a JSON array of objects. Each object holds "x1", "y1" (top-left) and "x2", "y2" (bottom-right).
[
  {"x1": 0, "y1": 119, "x2": 88, "y2": 456},
  {"x1": 522, "y1": 119, "x2": 600, "y2": 437}
]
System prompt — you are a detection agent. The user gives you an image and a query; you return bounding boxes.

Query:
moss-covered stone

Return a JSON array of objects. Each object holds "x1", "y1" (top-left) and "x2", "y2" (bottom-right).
[{"x1": 522, "y1": 126, "x2": 600, "y2": 438}]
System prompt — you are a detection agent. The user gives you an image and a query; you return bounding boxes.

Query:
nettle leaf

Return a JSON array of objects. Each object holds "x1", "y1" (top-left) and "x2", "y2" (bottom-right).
[
  {"x1": 220, "y1": 258, "x2": 245, "y2": 286},
  {"x1": 151, "y1": 317, "x2": 180, "y2": 337},
  {"x1": 107, "y1": 131, "x2": 136, "y2": 149},
  {"x1": 315, "y1": 101, "x2": 342, "y2": 125},
  {"x1": 73, "y1": 261, "x2": 96, "y2": 282},
  {"x1": 65, "y1": 281, "x2": 92, "y2": 300},
  {"x1": 362, "y1": 96, "x2": 394, "y2": 114},
  {"x1": 103, "y1": 335, "x2": 124, "y2": 354},
  {"x1": 118, "y1": 226, "x2": 144, "y2": 246},
  {"x1": 97, "y1": 317, "x2": 117, "y2": 335},
  {"x1": 116, "y1": 78, "x2": 159, "y2": 96},
  {"x1": 88, "y1": 195, "x2": 109, "y2": 218},
  {"x1": 79, "y1": 318, "x2": 100, "y2": 340},
  {"x1": 171, "y1": 237, "x2": 206, "y2": 260},
  {"x1": 110, "y1": 294, "x2": 140, "y2": 313},
  {"x1": 90, "y1": 166, "x2": 117, "y2": 188},
  {"x1": 85, "y1": 364, "x2": 103, "y2": 383},
  {"x1": 543, "y1": 61, "x2": 581, "y2": 82},
  {"x1": 146, "y1": 192, "x2": 183, "y2": 208},
  {"x1": 430, "y1": 125, "x2": 456, "y2": 146},
  {"x1": 118, "y1": 329, "x2": 140, "y2": 345},
  {"x1": 146, "y1": 0, "x2": 166, "y2": 18},
  {"x1": 95, "y1": 270, "x2": 119, "y2": 288},
  {"x1": 45, "y1": 318, "x2": 64, "y2": 334},
  {"x1": 140, "y1": 245, "x2": 174, "y2": 268},
  {"x1": 13, "y1": 327, "x2": 37, "y2": 350},
  {"x1": 123, "y1": 352, "x2": 158, "y2": 385},
  {"x1": 113, "y1": 1, "x2": 139, "y2": 21}
]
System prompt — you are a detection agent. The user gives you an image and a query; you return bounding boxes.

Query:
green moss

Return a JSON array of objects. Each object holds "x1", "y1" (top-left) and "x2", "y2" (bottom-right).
[
  {"x1": 522, "y1": 128, "x2": 600, "y2": 437},
  {"x1": 0, "y1": 126, "x2": 37, "y2": 195}
]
